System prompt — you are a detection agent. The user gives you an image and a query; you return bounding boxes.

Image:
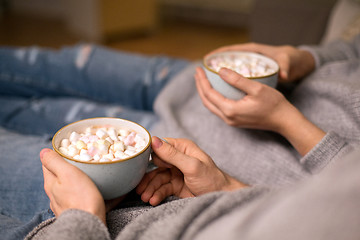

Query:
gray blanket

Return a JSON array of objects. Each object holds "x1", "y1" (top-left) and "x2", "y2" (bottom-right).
[{"x1": 26, "y1": 36, "x2": 360, "y2": 239}]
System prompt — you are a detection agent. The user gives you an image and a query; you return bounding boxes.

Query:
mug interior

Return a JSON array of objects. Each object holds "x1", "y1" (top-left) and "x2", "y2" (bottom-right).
[
  {"x1": 203, "y1": 51, "x2": 279, "y2": 79},
  {"x1": 52, "y1": 117, "x2": 151, "y2": 164}
]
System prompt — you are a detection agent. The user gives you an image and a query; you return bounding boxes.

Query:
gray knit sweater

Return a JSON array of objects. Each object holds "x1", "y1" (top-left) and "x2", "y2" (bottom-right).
[{"x1": 26, "y1": 36, "x2": 360, "y2": 239}]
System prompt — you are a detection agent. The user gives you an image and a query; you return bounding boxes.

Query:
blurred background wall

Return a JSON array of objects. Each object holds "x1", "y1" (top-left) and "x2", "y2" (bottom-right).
[
  {"x1": 0, "y1": 0, "x2": 353, "y2": 60},
  {"x1": 2, "y1": 0, "x2": 253, "y2": 41}
]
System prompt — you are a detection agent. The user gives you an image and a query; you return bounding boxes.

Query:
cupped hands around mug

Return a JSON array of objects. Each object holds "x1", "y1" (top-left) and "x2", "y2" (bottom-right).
[
  {"x1": 206, "y1": 42, "x2": 315, "y2": 83},
  {"x1": 195, "y1": 67, "x2": 299, "y2": 133},
  {"x1": 136, "y1": 137, "x2": 246, "y2": 206}
]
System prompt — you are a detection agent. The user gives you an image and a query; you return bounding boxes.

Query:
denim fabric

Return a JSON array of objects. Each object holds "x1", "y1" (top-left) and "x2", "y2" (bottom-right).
[
  {"x1": 0, "y1": 44, "x2": 189, "y2": 135},
  {"x1": 0, "y1": 127, "x2": 54, "y2": 240},
  {"x1": 0, "y1": 44, "x2": 189, "y2": 239}
]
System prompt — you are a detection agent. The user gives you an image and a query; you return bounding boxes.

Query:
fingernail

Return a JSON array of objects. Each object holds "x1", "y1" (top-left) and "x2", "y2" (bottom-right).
[
  {"x1": 219, "y1": 67, "x2": 231, "y2": 76},
  {"x1": 158, "y1": 137, "x2": 168, "y2": 144},
  {"x1": 40, "y1": 148, "x2": 51, "y2": 159},
  {"x1": 152, "y1": 136, "x2": 163, "y2": 149},
  {"x1": 281, "y1": 70, "x2": 288, "y2": 79}
]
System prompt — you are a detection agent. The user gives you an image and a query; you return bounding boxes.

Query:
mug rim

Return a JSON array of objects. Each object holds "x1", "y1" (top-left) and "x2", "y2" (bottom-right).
[
  {"x1": 203, "y1": 50, "x2": 279, "y2": 79},
  {"x1": 52, "y1": 117, "x2": 152, "y2": 165}
]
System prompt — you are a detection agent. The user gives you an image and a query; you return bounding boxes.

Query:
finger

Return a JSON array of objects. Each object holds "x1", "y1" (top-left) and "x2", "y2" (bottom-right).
[
  {"x1": 140, "y1": 170, "x2": 172, "y2": 203},
  {"x1": 195, "y1": 77, "x2": 228, "y2": 122},
  {"x1": 195, "y1": 68, "x2": 228, "y2": 118},
  {"x1": 151, "y1": 136, "x2": 197, "y2": 174},
  {"x1": 136, "y1": 171, "x2": 156, "y2": 195},
  {"x1": 40, "y1": 148, "x2": 76, "y2": 178},
  {"x1": 195, "y1": 69, "x2": 240, "y2": 118},
  {"x1": 42, "y1": 165, "x2": 56, "y2": 197},
  {"x1": 149, "y1": 183, "x2": 174, "y2": 206},
  {"x1": 158, "y1": 137, "x2": 211, "y2": 163},
  {"x1": 136, "y1": 168, "x2": 167, "y2": 194},
  {"x1": 279, "y1": 69, "x2": 288, "y2": 81},
  {"x1": 218, "y1": 68, "x2": 262, "y2": 96},
  {"x1": 206, "y1": 43, "x2": 262, "y2": 56},
  {"x1": 151, "y1": 153, "x2": 173, "y2": 168},
  {"x1": 275, "y1": 54, "x2": 290, "y2": 81}
]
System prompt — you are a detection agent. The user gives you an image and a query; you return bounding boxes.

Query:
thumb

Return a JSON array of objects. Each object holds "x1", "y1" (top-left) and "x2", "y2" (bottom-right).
[
  {"x1": 151, "y1": 136, "x2": 195, "y2": 173},
  {"x1": 40, "y1": 148, "x2": 74, "y2": 178},
  {"x1": 218, "y1": 68, "x2": 261, "y2": 95},
  {"x1": 275, "y1": 54, "x2": 290, "y2": 81}
]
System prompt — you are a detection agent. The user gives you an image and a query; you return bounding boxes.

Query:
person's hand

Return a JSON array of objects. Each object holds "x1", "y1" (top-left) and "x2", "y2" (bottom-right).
[
  {"x1": 196, "y1": 67, "x2": 296, "y2": 132},
  {"x1": 207, "y1": 43, "x2": 315, "y2": 83},
  {"x1": 136, "y1": 137, "x2": 246, "y2": 206},
  {"x1": 40, "y1": 148, "x2": 107, "y2": 224},
  {"x1": 195, "y1": 68, "x2": 326, "y2": 156}
]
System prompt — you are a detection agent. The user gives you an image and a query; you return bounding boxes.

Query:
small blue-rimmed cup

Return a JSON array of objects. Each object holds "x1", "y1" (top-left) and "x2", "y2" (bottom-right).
[
  {"x1": 52, "y1": 117, "x2": 152, "y2": 200},
  {"x1": 203, "y1": 51, "x2": 279, "y2": 100}
]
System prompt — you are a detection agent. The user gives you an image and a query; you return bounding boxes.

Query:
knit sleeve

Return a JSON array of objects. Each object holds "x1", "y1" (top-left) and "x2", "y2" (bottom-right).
[
  {"x1": 299, "y1": 34, "x2": 360, "y2": 69},
  {"x1": 25, "y1": 209, "x2": 111, "y2": 240},
  {"x1": 299, "y1": 131, "x2": 353, "y2": 174}
]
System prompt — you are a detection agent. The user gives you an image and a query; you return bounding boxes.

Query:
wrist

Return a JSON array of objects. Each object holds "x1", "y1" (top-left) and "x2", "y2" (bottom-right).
[
  {"x1": 86, "y1": 203, "x2": 106, "y2": 226},
  {"x1": 272, "y1": 102, "x2": 301, "y2": 135},
  {"x1": 275, "y1": 106, "x2": 326, "y2": 156},
  {"x1": 222, "y1": 173, "x2": 248, "y2": 191}
]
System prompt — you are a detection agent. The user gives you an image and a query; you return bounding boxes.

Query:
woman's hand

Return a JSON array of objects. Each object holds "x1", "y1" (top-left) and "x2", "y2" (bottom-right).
[
  {"x1": 207, "y1": 43, "x2": 316, "y2": 83},
  {"x1": 40, "y1": 148, "x2": 107, "y2": 224},
  {"x1": 196, "y1": 67, "x2": 295, "y2": 131},
  {"x1": 195, "y1": 68, "x2": 326, "y2": 156},
  {"x1": 136, "y1": 137, "x2": 246, "y2": 206}
]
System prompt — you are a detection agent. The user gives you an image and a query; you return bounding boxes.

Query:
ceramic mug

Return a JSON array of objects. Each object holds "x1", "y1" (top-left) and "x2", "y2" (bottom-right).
[
  {"x1": 52, "y1": 117, "x2": 153, "y2": 200},
  {"x1": 203, "y1": 51, "x2": 279, "y2": 100}
]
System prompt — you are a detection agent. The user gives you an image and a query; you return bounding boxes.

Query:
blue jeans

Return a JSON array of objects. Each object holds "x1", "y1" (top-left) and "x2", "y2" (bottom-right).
[{"x1": 0, "y1": 44, "x2": 189, "y2": 239}]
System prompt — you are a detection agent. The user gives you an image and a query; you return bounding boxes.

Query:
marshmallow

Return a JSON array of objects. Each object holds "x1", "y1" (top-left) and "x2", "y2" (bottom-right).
[
  {"x1": 59, "y1": 126, "x2": 146, "y2": 162},
  {"x1": 124, "y1": 132, "x2": 136, "y2": 146},
  {"x1": 96, "y1": 128, "x2": 108, "y2": 139},
  {"x1": 208, "y1": 54, "x2": 276, "y2": 78},
  {"x1": 114, "y1": 150, "x2": 127, "y2": 159},
  {"x1": 79, "y1": 153, "x2": 92, "y2": 161},
  {"x1": 59, "y1": 147, "x2": 68, "y2": 155},
  {"x1": 67, "y1": 145, "x2": 79, "y2": 157},
  {"x1": 113, "y1": 141, "x2": 125, "y2": 152},
  {"x1": 76, "y1": 140, "x2": 87, "y2": 150},
  {"x1": 60, "y1": 139, "x2": 70, "y2": 148},
  {"x1": 69, "y1": 132, "x2": 81, "y2": 143}
]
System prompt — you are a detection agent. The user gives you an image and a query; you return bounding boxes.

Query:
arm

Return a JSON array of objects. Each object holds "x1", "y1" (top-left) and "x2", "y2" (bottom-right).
[
  {"x1": 195, "y1": 67, "x2": 325, "y2": 156},
  {"x1": 300, "y1": 34, "x2": 360, "y2": 69},
  {"x1": 30, "y1": 144, "x2": 360, "y2": 240}
]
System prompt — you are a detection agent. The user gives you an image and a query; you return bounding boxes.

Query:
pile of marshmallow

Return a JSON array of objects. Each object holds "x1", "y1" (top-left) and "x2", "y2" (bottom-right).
[
  {"x1": 207, "y1": 53, "x2": 276, "y2": 78},
  {"x1": 58, "y1": 126, "x2": 147, "y2": 162}
]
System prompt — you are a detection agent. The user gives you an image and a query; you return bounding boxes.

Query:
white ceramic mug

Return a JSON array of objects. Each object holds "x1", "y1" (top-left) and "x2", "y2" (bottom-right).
[
  {"x1": 52, "y1": 117, "x2": 152, "y2": 200},
  {"x1": 203, "y1": 51, "x2": 279, "y2": 100}
]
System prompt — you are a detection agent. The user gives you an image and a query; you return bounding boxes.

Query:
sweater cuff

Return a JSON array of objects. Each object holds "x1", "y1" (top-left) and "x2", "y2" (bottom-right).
[
  {"x1": 300, "y1": 131, "x2": 349, "y2": 174},
  {"x1": 26, "y1": 209, "x2": 110, "y2": 240}
]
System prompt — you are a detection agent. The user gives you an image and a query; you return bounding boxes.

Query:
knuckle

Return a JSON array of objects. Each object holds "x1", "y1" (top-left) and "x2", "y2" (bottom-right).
[
  {"x1": 252, "y1": 83, "x2": 266, "y2": 95},
  {"x1": 203, "y1": 90, "x2": 212, "y2": 99},
  {"x1": 226, "y1": 120, "x2": 237, "y2": 127},
  {"x1": 184, "y1": 138, "x2": 196, "y2": 147},
  {"x1": 186, "y1": 160, "x2": 202, "y2": 175},
  {"x1": 167, "y1": 145, "x2": 179, "y2": 159},
  {"x1": 222, "y1": 105, "x2": 236, "y2": 118}
]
